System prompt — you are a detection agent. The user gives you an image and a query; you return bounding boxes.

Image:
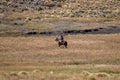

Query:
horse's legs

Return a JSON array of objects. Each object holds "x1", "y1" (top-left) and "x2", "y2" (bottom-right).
[
  {"x1": 58, "y1": 42, "x2": 61, "y2": 47},
  {"x1": 58, "y1": 41, "x2": 67, "y2": 48},
  {"x1": 65, "y1": 45, "x2": 67, "y2": 48},
  {"x1": 64, "y1": 42, "x2": 67, "y2": 48}
]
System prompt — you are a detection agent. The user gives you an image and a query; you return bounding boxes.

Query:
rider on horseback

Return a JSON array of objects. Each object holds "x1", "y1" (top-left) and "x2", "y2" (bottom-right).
[
  {"x1": 59, "y1": 34, "x2": 64, "y2": 42},
  {"x1": 55, "y1": 33, "x2": 67, "y2": 48}
]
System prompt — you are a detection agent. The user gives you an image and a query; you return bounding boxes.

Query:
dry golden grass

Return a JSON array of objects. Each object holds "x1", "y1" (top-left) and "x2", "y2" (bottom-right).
[
  {"x1": 0, "y1": 69, "x2": 120, "y2": 80},
  {"x1": 0, "y1": 33, "x2": 120, "y2": 80},
  {"x1": 0, "y1": 34, "x2": 120, "y2": 66}
]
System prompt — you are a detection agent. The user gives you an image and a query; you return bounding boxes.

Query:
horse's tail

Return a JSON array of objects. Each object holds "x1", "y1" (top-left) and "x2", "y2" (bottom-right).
[{"x1": 55, "y1": 37, "x2": 59, "y2": 41}]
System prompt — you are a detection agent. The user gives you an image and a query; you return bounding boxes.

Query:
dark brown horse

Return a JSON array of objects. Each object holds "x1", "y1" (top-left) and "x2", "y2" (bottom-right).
[{"x1": 55, "y1": 37, "x2": 68, "y2": 48}]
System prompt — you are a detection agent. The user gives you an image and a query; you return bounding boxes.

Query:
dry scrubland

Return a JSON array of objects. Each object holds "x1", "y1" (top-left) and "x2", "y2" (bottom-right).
[
  {"x1": 0, "y1": 34, "x2": 120, "y2": 80},
  {"x1": 0, "y1": 0, "x2": 120, "y2": 80},
  {"x1": 0, "y1": 0, "x2": 120, "y2": 36},
  {"x1": 0, "y1": 0, "x2": 120, "y2": 18}
]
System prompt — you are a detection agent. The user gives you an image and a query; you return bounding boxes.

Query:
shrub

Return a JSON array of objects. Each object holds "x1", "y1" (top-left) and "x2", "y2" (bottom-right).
[{"x1": 52, "y1": 0, "x2": 66, "y2": 2}]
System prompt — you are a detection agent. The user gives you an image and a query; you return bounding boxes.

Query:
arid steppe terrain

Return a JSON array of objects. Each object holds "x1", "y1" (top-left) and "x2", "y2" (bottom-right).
[
  {"x1": 0, "y1": 0, "x2": 120, "y2": 80},
  {"x1": 0, "y1": 33, "x2": 120, "y2": 80}
]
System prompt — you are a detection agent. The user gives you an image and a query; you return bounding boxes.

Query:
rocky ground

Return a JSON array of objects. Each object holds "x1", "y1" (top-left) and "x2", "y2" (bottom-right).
[{"x1": 0, "y1": 0, "x2": 120, "y2": 18}]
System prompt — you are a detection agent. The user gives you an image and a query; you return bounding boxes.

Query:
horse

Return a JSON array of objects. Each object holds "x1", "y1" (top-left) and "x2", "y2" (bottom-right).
[{"x1": 55, "y1": 37, "x2": 68, "y2": 48}]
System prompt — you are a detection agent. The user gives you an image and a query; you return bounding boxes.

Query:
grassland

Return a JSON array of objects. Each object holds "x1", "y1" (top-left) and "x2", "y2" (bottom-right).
[
  {"x1": 0, "y1": 15, "x2": 120, "y2": 37},
  {"x1": 0, "y1": 0, "x2": 120, "y2": 79},
  {"x1": 0, "y1": 33, "x2": 120, "y2": 80}
]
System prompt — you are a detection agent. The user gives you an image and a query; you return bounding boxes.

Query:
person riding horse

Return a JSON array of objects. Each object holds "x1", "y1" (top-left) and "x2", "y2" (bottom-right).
[
  {"x1": 55, "y1": 34, "x2": 67, "y2": 48},
  {"x1": 59, "y1": 34, "x2": 64, "y2": 42}
]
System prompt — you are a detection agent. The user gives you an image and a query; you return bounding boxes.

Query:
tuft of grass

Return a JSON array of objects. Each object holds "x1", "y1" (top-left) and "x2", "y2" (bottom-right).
[
  {"x1": 0, "y1": 72, "x2": 10, "y2": 80},
  {"x1": 18, "y1": 71, "x2": 29, "y2": 75},
  {"x1": 81, "y1": 71, "x2": 91, "y2": 77},
  {"x1": 9, "y1": 72, "x2": 18, "y2": 76},
  {"x1": 17, "y1": 71, "x2": 29, "y2": 79},
  {"x1": 32, "y1": 69, "x2": 40, "y2": 73},
  {"x1": 95, "y1": 72, "x2": 110, "y2": 78}
]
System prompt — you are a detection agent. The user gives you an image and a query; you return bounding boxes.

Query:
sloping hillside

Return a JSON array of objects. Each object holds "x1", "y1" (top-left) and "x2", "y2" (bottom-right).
[
  {"x1": 0, "y1": 0, "x2": 120, "y2": 36},
  {"x1": 0, "y1": 0, "x2": 120, "y2": 18}
]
